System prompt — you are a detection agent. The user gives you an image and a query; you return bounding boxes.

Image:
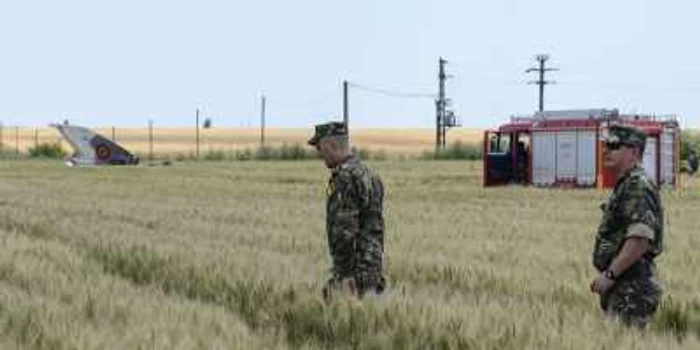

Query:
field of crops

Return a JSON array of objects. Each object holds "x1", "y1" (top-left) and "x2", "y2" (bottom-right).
[
  {"x1": 1, "y1": 159, "x2": 699, "y2": 349},
  {"x1": 2, "y1": 127, "x2": 483, "y2": 157}
]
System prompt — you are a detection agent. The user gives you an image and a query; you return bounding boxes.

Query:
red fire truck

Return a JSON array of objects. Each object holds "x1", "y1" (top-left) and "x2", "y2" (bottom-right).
[{"x1": 482, "y1": 109, "x2": 680, "y2": 189}]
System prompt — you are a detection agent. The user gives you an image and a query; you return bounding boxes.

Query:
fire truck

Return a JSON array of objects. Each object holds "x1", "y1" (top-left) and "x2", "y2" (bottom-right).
[{"x1": 482, "y1": 109, "x2": 680, "y2": 189}]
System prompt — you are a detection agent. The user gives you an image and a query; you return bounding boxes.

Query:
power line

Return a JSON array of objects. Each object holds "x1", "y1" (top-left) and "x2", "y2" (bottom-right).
[{"x1": 347, "y1": 82, "x2": 435, "y2": 99}]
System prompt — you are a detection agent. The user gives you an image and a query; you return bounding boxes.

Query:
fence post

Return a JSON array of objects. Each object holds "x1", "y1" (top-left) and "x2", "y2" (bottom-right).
[
  {"x1": 196, "y1": 109, "x2": 200, "y2": 159},
  {"x1": 149, "y1": 119, "x2": 154, "y2": 163}
]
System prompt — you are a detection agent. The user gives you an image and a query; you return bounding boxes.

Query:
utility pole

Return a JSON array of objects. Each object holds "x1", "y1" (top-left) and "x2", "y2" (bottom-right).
[
  {"x1": 148, "y1": 119, "x2": 154, "y2": 163},
  {"x1": 343, "y1": 80, "x2": 349, "y2": 136},
  {"x1": 435, "y1": 57, "x2": 459, "y2": 152},
  {"x1": 195, "y1": 109, "x2": 200, "y2": 159},
  {"x1": 526, "y1": 54, "x2": 558, "y2": 112},
  {"x1": 436, "y1": 58, "x2": 444, "y2": 152},
  {"x1": 260, "y1": 94, "x2": 266, "y2": 148}
]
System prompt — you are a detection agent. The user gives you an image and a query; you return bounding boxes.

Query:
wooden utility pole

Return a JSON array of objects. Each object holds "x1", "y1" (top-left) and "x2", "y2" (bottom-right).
[
  {"x1": 260, "y1": 95, "x2": 266, "y2": 148},
  {"x1": 149, "y1": 119, "x2": 154, "y2": 162},
  {"x1": 195, "y1": 109, "x2": 200, "y2": 159},
  {"x1": 343, "y1": 80, "x2": 349, "y2": 136}
]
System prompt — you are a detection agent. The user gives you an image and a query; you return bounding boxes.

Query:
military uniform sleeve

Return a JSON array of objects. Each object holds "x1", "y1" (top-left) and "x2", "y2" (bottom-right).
[
  {"x1": 352, "y1": 170, "x2": 385, "y2": 284},
  {"x1": 329, "y1": 171, "x2": 363, "y2": 277},
  {"x1": 618, "y1": 178, "x2": 659, "y2": 242}
]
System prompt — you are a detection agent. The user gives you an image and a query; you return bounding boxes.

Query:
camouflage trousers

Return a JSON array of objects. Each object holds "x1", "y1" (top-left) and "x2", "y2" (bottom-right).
[{"x1": 599, "y1": 277, "x2": 662, "y2": 328}]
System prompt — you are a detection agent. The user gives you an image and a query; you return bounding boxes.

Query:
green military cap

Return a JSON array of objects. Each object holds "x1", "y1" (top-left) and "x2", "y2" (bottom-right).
[
  {"x1": 307, "y1": 121, "x2": 347, "y2": 146},
  {"x1": 605, "y1": 124, "x2": 647, "y2": 149}
]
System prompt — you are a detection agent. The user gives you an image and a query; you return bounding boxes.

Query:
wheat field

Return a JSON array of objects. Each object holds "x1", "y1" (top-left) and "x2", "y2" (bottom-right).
[
  {"x1": 2, "y1": 127, "x2": 483, "y2": 156},
  {"x1": 1, "y1": 159, "x2": 699, "y2": 349}
]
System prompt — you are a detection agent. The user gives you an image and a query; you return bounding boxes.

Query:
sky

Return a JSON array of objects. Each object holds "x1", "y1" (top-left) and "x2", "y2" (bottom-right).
[{"x1": 1, "y1": 0, "x2": 699, "y2": 129}]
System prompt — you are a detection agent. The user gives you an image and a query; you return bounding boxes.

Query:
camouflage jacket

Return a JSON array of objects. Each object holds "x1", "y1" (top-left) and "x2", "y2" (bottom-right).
[
  {"x1": 326, "y1": 155, "x2": 385, "y2": 290},
  {"x1": 592, "y1": 165, "x2": 664, "y2": 279}
]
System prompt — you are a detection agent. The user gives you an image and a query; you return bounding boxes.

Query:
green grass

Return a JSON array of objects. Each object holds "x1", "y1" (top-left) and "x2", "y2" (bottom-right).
[{"x1": 0, "y1": 159, "x2": 699, "y2": 349}]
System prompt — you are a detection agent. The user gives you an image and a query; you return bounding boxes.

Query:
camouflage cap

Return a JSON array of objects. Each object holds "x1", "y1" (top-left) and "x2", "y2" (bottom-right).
[
  {"x1": 308, "y1": 121, "x2": 347, "y2": 146},
  {"x1": 605, "y1": 124, "x2": 647, "y2": 149}
]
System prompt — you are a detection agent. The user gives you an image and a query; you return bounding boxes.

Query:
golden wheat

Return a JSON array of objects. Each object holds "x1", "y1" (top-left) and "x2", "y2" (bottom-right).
[
  {"x1": 0, "y1": 160, "x2": 699, "y2": 349},
  {"x1": 2, "y1": 127, "x2": 483, "y2": 156}
]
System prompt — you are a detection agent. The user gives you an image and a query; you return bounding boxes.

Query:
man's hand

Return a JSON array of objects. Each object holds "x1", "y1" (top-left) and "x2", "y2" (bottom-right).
[
  {"x1": 590, "y1": 272, "x2": 615, "y2": 295},
  {"x1": 590, "y1": 237, "x2": 650, "y2": 295}
]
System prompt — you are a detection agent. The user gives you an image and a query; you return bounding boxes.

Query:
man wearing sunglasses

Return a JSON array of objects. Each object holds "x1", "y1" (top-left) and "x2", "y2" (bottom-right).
[{"x1": 590, "y1": 124, "x2": 664, "y2": 329}]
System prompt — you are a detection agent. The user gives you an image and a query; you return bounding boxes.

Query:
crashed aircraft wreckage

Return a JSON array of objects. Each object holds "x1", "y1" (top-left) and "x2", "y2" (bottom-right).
[{"x1": 51, "y1": 123, "x2": 140, "y2": 166}]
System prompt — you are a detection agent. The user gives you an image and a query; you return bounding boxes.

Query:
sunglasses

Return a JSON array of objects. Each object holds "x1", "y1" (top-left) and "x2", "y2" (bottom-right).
[{"x1": 604, "y1": 141, "x2": 633, "y2": 150}]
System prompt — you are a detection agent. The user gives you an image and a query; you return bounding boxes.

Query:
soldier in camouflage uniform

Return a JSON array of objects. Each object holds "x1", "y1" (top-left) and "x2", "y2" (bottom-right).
[
  {"x1": 308, "y1": 121, "x2": 387, "y2": 301},
  {"x1": 590, "y1": 124, "x2": 664, "y2": 329}
]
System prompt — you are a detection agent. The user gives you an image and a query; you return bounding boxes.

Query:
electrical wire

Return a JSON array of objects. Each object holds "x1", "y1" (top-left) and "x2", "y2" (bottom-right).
[{"x1": 347, "y1": 82, "x2": 435, "y2": 99}]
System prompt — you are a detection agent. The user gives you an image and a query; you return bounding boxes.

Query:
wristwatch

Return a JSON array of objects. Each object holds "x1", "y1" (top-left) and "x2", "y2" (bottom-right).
[{"x1": 603, "y1": 269, "x2": 617, "y2": 281}]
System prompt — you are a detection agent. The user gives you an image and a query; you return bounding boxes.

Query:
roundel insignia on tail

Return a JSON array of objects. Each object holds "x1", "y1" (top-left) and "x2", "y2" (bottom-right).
[{"x1": 95, "y1": 144, "x2": 112, "y2": 161}]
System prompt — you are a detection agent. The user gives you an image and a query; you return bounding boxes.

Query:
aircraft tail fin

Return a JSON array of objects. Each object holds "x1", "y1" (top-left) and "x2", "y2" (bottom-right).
[{"x1": 51, "y1": 124, "x2": 139, "y2": 166}]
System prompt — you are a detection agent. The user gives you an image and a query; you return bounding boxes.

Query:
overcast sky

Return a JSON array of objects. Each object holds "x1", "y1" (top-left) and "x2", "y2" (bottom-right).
[{"x1": 1, "y1": 0, "x2": 698, "y2": 129}]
